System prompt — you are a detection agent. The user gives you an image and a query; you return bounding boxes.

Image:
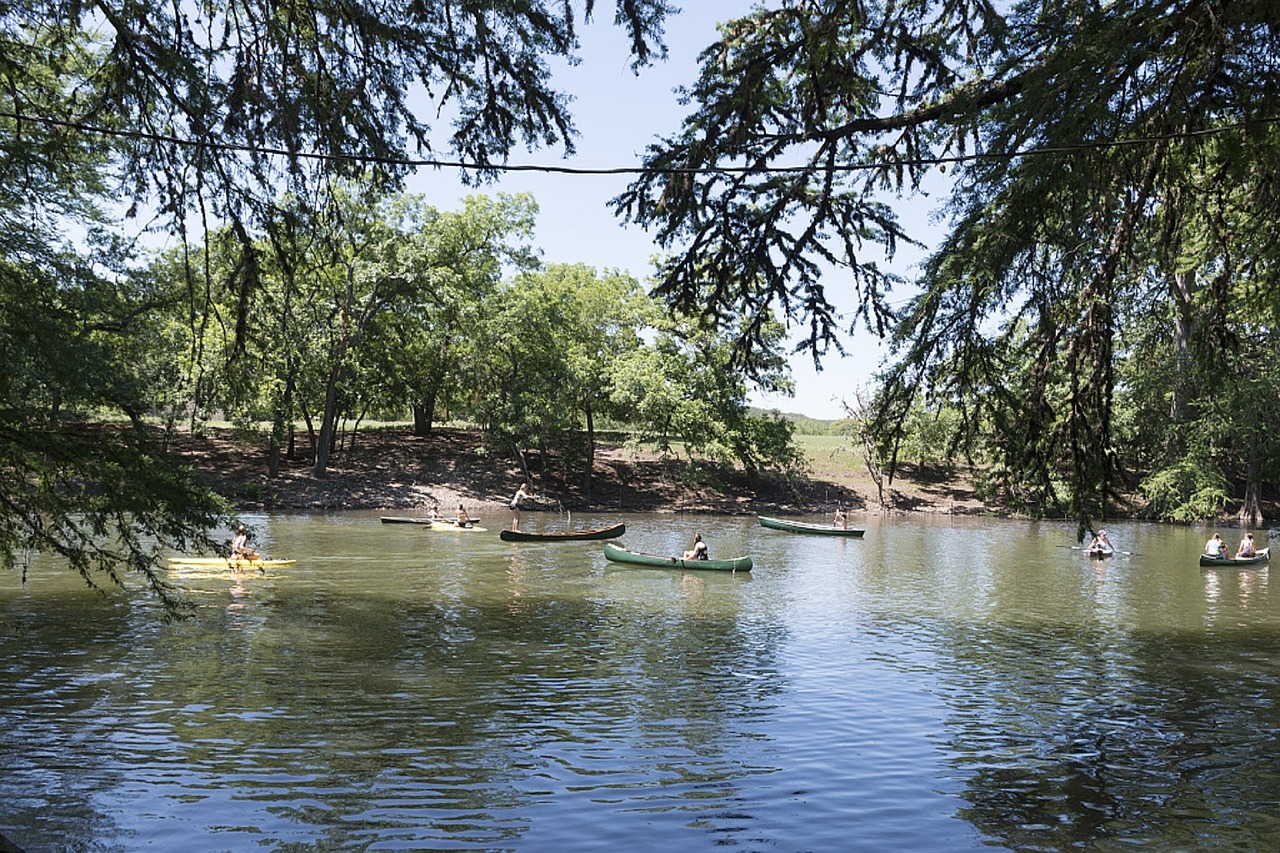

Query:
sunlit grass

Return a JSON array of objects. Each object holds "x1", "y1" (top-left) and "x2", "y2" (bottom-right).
[
  {"x1": 794, "y1": 433, "x2": 864, "y2": 479},
  {"x1": 155, "y1": 416, "x2": 870, "y2": 481}
]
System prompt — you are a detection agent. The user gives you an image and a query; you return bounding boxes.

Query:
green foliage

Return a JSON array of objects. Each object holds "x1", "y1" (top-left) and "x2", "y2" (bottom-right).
[
  {"x1": 887, "y1": 400, "x2": 964, "y2": 470},
  {"x1": 0, "y1": 251, "x2": 231, "y2": 610},
  {"x1": 0, "y1": 22, "x2": 232, "y2": 607},
  {"x1": 609, "y1": 308, "x2": 804, "y2": 482},
  {"x1": 0, "y1": 1, "x2": 674, "y2": 596},
  {"x1": 467, "y1": 263, "x2": 649, "y2": 483},
  {"x1": 1140, "y1": 457, "x2": 1231, "y2": 523},
  {"x1": 617, "y1": 0, "x2": 1280, "y2": 529}
]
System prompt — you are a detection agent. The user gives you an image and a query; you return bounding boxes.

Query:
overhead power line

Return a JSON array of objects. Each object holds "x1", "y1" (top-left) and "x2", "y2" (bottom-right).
[{"x1": 1, "y1": 108, "x2": 1276, "y2": 176}]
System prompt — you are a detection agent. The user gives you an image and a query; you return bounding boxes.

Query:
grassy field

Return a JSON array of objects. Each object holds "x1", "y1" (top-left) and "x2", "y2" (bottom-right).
[
  {"x1": 795, "y1": 433, "x2": 865, "y2": 480},
  {"x1": 200, "y1": 416, "x2": 871, "y2": 486}
]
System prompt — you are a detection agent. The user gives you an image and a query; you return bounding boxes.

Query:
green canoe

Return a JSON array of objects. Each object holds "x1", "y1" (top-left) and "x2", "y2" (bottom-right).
[
  {"x1": 603, "y1": 542, "x2": 752, "y2": 572},
  {"x1": 1200, "y1": 546, "x2": 1270, "y2": 568},
  {"x1": 500, "y1": 523, "x2": 625, "y2": 542},
  {"x1": 758, "y1": 515, "x2": 865, "y2": 537}
]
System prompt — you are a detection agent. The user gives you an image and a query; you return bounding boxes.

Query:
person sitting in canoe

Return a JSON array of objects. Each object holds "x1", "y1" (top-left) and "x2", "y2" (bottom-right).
[
  {"x1": 1204, "y1": 533, "x2": 1228, "y2": 559},
  {"x1": 682, "y1": 533, "x2": 709, "y2": 561},
  {"x1": 1237, "y1": 532, "x2": 1257, "y2": 558},
  {"x1": 1087, "y1": 529, "x2": 1115, "y2": 555},
  {"x1": 230, "y1": 525, "x2": 259, "y2": 560},
  {"x1": 834, "y1": 506, "x2": 848, "y2": 529}
]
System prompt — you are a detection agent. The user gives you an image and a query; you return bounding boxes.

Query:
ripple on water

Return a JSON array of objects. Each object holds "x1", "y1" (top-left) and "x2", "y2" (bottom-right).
[{"x1": 8, "y1": 515, "x2": 1280, "y2": 850}]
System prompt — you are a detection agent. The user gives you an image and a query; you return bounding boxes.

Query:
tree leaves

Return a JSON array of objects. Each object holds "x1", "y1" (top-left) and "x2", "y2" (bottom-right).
[{"x1": 621, "y1": 0, "x2": 1280, "y2": 527}]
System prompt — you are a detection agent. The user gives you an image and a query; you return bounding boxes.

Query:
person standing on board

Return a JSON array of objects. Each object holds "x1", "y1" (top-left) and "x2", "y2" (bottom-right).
[
  {"x1": 455, "y1": 503, "x2": 473, "y2": 527},
  {"x1": 510, "y1": 482, "x2": 529, "y2": 531}
]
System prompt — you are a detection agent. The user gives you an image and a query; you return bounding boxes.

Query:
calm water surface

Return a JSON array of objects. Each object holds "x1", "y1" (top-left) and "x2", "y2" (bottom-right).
[{"x1": 2, "y1": 513, "x2": 1279, "y2": 852}]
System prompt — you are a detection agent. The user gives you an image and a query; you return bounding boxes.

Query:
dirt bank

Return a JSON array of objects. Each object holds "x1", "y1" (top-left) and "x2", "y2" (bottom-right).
[{"x1": 170, "y1": 426, "x2": 998, "y2": 518}]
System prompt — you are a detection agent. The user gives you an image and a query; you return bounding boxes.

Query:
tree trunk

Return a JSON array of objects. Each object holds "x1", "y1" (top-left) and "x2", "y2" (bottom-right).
[
  {"x1": 583, "y1": 401, "x2": 595, "y2": 507},
  {"x1": 350, "y1": 400, "x2": 370, "y2": 452},
  {"x1": 314, "y1": 364, "x2": 341, "y2": 478},
  {"x1": 267, "y1": 418, "x2": 281, "y2": 478},
  {"x1": 268, "y1": 373, "x2": 294, "y2": 478},
  {"x1": 314, "y1": 264, "x2": 361, "y2": 476},
  {"x1": 302, "y1": 408, "x2": 317, "y2": 464},
  {"x1": 862, "y1": 424, "x2": 886, "y2": 511},
  {"x1": 1168, "y1": 269, "x2": 1199, "y2": 427},
  {"x1": 413, "y1": 384, "x2": 438, "y2": 436},
  {"x1": 1239, "y1": 457, "x2": 1264, "y2": 527},
  {"x1": 513, "y1": 441, "x2": 533, "y2": 489}
]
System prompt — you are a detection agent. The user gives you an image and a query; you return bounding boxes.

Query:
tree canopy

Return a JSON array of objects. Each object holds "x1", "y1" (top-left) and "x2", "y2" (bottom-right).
[
  {"x1": 615, "y1": 0, "x2": 1280, "y2": 529},
  {"x1": 0, "y1": 1, "x2": 676, "y2": 599}
]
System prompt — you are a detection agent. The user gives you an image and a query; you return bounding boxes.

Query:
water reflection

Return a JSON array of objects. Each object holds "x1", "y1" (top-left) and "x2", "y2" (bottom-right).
[
  {"x1": 1203, "y1": 564, "x2": 1269, "y2": 626},
  {"x1": 935, "y1": 616, "x2": 1280, "y2": 850},
  {"x1": 903, "y1": 522, "x2": 1280, "y2": 852},
  {"x1": 4, "y1": 514, "x2": 1280, "y2": 850}
]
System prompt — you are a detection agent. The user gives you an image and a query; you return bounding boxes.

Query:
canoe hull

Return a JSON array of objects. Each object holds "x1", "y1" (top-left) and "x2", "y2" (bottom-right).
[
  {"x1": 758, "y1": 516, "x2": 864, "y2": 537},
  {"x1": 1200, "y1": 547, "x2": 1270, "y2": 567},
  {"x1": 500, "y1": 523, "x2": 625, "y2": 542},
  {"x1": 603, "y1": 542, "x2": 752, "y2": 572}
]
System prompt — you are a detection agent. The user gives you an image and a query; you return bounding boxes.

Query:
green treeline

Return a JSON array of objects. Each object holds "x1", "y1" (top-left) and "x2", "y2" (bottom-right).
[{"x1": 149, "y1": 188, "x2": 805, "y2": 498}]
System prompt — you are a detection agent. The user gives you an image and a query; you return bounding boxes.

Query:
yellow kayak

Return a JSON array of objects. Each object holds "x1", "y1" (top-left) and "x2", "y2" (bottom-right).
[
  {"x1": 429, "y1": 521, "x2": 487, "y2": 532},
  {"x1": 167, "y1": 557, "x2": 296, "y2": 569}
]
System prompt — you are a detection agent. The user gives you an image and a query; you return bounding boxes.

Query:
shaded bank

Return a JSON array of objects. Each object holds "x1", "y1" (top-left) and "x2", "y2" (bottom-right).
[{"x1": 171, "y1": 426, "x2": 997, "y2": 517}]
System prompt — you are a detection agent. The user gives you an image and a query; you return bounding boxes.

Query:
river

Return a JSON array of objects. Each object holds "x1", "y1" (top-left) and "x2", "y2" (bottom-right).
[{"x1": 2, "y1": 512, "x2": 1278, "y2": 851}]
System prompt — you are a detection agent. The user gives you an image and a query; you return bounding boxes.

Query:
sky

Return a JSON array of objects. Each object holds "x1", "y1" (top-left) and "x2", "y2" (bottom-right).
[{"x1": 404, "y1": 4, "x2": 944, "y2": 420}]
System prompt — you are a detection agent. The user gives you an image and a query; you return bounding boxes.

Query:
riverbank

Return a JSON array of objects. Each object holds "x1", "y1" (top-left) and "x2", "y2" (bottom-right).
[{"x1": 171, "y1": 426, "x2": 999, "y2": 518}]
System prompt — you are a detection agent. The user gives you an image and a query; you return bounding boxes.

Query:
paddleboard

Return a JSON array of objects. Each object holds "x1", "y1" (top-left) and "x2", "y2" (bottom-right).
[{"x1": 167, "y1": 557, "x2": 296, "y2": 569}]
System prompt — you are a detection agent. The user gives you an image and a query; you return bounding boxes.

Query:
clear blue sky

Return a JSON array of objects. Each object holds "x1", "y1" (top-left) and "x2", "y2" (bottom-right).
[{"x1": 405, "y1": 5, "x2": 941, "y2": 420}]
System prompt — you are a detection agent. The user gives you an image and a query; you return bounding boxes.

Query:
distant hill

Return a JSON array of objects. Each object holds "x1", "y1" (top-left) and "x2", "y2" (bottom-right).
[{"x1": 748, "y1": 407, "x2": 855, "y2": 436}]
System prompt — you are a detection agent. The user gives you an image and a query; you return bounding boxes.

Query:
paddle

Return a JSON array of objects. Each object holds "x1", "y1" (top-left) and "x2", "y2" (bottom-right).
[{"x1": 1065, "y1": 545, "x2": 1141, "y2": 556}]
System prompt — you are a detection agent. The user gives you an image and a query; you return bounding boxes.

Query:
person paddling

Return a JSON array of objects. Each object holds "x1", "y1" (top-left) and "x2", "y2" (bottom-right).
[
  {"x1": 230, "y1": 525, "x2": 259, "y2": 561},
  {"x1": 1087, "y1": 529, "x2": 1115, "y2": 555}
]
